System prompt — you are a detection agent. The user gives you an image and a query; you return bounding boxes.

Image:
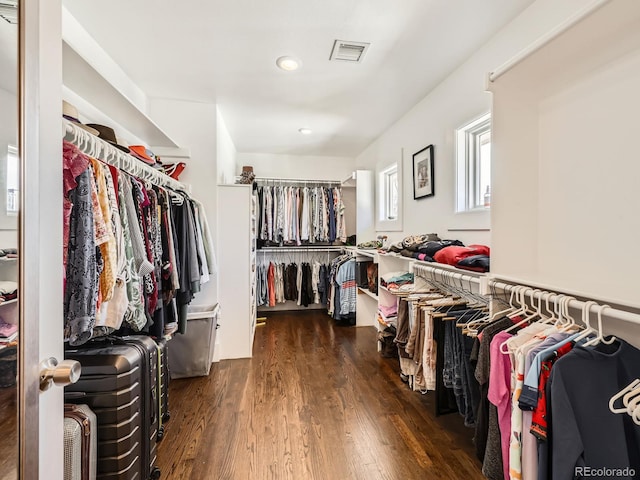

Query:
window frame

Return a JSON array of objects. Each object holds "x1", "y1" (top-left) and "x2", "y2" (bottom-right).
[
  {"x1": 383, "y1": 166, "x2": 398, "y2": 221},
  {"x1": 456, "y1": 112, "x2": 491, "y2": 213},
  {"x1": 376, "y1": 155, "x2": 403, "y2": 232},
  {"x1": 6, "y1": 145, "x2": 18, "y2": 216}
]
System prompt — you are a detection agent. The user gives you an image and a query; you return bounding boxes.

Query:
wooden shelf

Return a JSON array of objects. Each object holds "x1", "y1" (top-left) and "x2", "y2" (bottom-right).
[
  {"x1": 357, "y1": 287, "x2": 378, "y2": 301},
  {"x1": 376, "y1": 252, "x2": 408, "y2": 261},
  {"x1": 62, "y1": 8, "x2": 184, "y2": 149},
  {"x1": 344, "y1": 246, "x2": 379, "y2": 262},
  {"x1": 489, "y1": 0, "x2": 640, "y2": 99}
]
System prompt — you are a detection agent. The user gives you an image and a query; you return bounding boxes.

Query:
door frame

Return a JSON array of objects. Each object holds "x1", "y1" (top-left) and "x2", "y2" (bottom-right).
[{"x1": 19, "y1": 0, "x2": 63, "y2": 478}]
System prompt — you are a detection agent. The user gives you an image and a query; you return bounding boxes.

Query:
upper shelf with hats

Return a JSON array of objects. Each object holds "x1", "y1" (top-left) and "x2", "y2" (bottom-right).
[
  {"x1": 62, "y1": 7, "x2": 190, "y2": 158},
  {"x1": 63, "y1": 100, "x2": 186, "y2": 182}
]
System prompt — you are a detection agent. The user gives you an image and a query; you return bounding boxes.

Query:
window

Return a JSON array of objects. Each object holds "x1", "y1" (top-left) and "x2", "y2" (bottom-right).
[
  {"x1": 377, "y1": 159, "x2": 402, "y2": 231},
  {"x1": 383, "y1": 166, "x2": 398, "y2": 220},
  {"x1": 456, "y1": 112, "x2": 491, "y2": 212},
  {"x1": 6, "y1": 145, "x2": 18, "y2": 215}
]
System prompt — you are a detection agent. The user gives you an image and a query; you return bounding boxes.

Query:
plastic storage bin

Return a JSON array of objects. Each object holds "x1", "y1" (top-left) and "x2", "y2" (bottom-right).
[{"x1": 168, "y1": 303, "x2": 219, "y2": 378}]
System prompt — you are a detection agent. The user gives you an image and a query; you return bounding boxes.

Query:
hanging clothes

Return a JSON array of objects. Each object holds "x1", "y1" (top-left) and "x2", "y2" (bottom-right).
[
  {"x1": 62, "y1": 139, "x2": 213, "y2": 345},
  {"x1": 64, "y1": 162, "x2": 99, "y2": 346},
  {"x1": 256, "y1": 183, "x2": 347, "y2": 246}
]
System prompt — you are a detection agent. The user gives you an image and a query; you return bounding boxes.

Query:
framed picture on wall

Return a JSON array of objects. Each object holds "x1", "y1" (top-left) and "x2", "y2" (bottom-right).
[{"x1": 412, "y1": 144, "x2": 434, "y2": 199}]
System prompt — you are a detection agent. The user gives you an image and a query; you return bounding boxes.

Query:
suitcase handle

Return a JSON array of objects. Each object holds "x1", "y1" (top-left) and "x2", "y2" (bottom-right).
[{"x1": 64, "y1": 392, "x2": 87, "y2": 400}]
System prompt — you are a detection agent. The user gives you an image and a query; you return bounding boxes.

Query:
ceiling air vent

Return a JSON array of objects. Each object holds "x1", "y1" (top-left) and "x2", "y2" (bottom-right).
[
  {"x1": 0, "y1": 0, "x2": 17, "y2": 25},
  {"x1": 329, "y1": 40, "x2": 370, "y2": 63}
]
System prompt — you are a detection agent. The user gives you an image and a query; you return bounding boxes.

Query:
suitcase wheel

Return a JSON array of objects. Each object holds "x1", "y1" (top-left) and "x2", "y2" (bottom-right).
[
  {"x1": 163, "y1": 411, "x2": 171, "y2": 423},
  {"x1": 150, "y1": 467, "x2": 161, "y2": 479},
  {"x1": 157, "y1": 426, "x2": 165, "y2": 442}
]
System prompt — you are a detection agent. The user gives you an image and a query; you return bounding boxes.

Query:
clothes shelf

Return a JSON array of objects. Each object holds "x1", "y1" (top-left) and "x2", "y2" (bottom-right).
[{"x1": 357, "y1": 287, "x2": 378, "y2": 301}]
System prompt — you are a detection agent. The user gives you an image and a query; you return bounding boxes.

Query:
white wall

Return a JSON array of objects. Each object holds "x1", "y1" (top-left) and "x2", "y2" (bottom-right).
[
  {"x1": 216, "y1": 107, "x2": 237, "y2": 184},
  {"x1": 236, "y1": 152, "x2": 355, "y2": 182},
  {"x1": 355, "y1": 0, "x2": 587, "y2": 247},
  {"x1": 0, "y1": 87, "x2": 18, "y2": 240},
  {"x1": 536, "y1": 51, "x2": 640, "y2": 307},
  {"x1": 149, "y1": 98, "x2": 219, "y2": 305}
]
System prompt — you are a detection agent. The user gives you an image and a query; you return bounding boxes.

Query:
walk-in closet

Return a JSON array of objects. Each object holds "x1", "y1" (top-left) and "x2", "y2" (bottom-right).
[{"x1": 2, "y1": 0, "x2": 640, "y2": 479}]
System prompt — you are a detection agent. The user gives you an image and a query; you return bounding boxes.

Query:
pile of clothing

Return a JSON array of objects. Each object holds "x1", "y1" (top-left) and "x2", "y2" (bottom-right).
[
  {"x1": 0, "y1": 281, "x2": 17, "y2": 303},
  {"x1": 380, "y1": 271, "x2": 414, "y2": 290},
  {"x1": 382, "y1": 233, "x2": 491, "y2": 272}
]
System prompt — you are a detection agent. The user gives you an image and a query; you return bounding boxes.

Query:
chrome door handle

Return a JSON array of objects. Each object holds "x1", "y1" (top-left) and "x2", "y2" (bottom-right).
[{"x1": 39, "y1": 357, "x2": 81, "y2": 391}]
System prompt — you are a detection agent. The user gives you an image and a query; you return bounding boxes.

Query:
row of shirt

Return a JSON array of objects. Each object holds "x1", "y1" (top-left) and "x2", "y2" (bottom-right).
[
  {"x1": 256, "y1": 185, "x2": 347, "y2": 245},
  {"x1": 256, "y1": 261, "x2": 331, "y2": 308},
  {"x1": 63, "y1": 140, "x2": 216, "y2": 345},
  {"x1": 483, "y1": 315, "x2": 640, "y2": 480},
  {"x1": 327, "y1": 254, "x2": 356, "y2": 324},
  {"x1": 387, "y1": 285, "x2": 640, "y2": 480}
]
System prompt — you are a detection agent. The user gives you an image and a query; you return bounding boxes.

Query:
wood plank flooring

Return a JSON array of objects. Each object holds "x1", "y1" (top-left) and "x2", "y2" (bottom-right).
[{"x1": 157, "y1": 311, "x2": 484, "y2": 480}]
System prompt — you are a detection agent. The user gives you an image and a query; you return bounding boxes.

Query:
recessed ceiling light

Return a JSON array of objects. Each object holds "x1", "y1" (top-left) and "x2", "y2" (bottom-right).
[
  {"x1": 276, "y1": 56, "x2": 301, "y2": 71},
  {"x1": 298, "y1": 128, "x2": 312, "y2": 135}
]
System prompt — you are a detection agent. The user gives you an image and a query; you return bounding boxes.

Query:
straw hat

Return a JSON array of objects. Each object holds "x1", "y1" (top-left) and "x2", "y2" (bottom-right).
[{"x1": 62, "y1": 101, "x2": 99, "y2": 136}]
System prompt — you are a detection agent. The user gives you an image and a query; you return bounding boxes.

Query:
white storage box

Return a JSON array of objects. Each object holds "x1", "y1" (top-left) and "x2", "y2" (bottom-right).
[{"x1": 169, "y1": 303, "x2": 219, "y2": 378}]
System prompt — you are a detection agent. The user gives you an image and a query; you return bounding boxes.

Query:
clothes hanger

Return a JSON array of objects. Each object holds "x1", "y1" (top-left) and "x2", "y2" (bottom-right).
[
  {"x1": 541, "y1": 292, "x2": 559, "y2": 323},
  {"x1": 609, "y1": 379, "x2": 640, "y2": 413},
  {"x1": 571, "y1": 300, "x2": 598, "y2": 344},
  {"x1": 557, "y1": 295, "x2": 580, "y2": 332},
  {"x1": 496, "y1": 286, "x2": 539, "y2": 352},
  {"x1": 461, "y1": 289, "x2": 496, "y2": 336},
  {"x1": 552, "y1": 294, "x2": 567, "y2": 328},
  {"x1": 510, "y1": 286, "x2": 531, "y2": 319},
  {"x1": 624, "y1": 387, "x2": 640, "y2": 416},
  {"x1": 490, "y1": 286, "x2": 519, "y2": 320},
  {"x1": 632, "y1": 405, "x2": 640, "y2": 426},
  {"x1": 582, "y1": 304, "x2": 615, "y2": 347}
]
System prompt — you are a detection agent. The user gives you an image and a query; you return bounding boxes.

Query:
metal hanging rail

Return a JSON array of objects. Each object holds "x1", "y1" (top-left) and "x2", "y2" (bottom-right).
[
  {"x1": 253, "y1": 176, "x2": 341, "y2": 186},
  {"x1": 413, "y1": 263, "x2": 483, "y2": 285},
  {"x1": 488, "y1": 279, "x2": 640, "y2": 327},
  {"x1": 64, "y1": 119, "x2": 188, "y2": 193},
  {"x1": 257, "y1": 246, "x2": 344, "y2": 253},
  {"x1": 412, "y1": 263, "x2": 640, "y2": 327}
]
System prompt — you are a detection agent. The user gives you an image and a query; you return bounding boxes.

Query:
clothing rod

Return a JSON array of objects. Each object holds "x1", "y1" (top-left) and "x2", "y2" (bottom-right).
[
  {"x1": 488, "y1": 0, "x2": 608, "y2": 82},
  {"x1": 253, "y1": 176, "x2": 341, "y2": 186},
  {"x1": 412, "y1": 263, "x2": 483, "y2": 283},
  {"x1": 489, "y1": 279, "x2": 640, "y2": 327},
  {"x1": 63, "y1": 119, "x2": 188, "y2": 193},
  {"x1": 257, "y1": 247, "x2": 343, "y2": 253}
]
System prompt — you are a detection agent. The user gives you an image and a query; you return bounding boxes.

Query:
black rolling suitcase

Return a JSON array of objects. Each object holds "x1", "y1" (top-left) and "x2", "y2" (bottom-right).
[
  {"x1": 155, "y1": 338, "x2": 170, "y2": 441},
  {"x1": 65, "y1": 335, "x2": 161, "y2": 480}
]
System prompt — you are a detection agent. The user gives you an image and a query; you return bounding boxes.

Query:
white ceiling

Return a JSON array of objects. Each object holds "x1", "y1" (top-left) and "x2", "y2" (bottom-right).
[{"x1": 61, "y1": 0, "x2": 535, "y2": 157}]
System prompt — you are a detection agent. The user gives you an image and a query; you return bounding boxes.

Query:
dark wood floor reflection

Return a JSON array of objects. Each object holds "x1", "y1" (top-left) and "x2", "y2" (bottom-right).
[
  {"x1": 0, "y1": 385, "x2": 17, "y2": 479},
  {"x1": 157, "y1": 311, "x2": 484, "y2": 480}
]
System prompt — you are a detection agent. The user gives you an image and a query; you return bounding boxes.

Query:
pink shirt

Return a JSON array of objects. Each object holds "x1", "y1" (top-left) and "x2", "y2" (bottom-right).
[{"x1": 488, "y1": 331, "x2": 514, "y2": 480}]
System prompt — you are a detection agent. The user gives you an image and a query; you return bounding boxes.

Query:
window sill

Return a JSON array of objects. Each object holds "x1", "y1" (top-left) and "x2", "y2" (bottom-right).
[
  {"x1": 455, "y1": 207, "x2": 490, "y2": 216},
  {"x1": 449, "y1": 208, "x2": 490, "y2": 232}
]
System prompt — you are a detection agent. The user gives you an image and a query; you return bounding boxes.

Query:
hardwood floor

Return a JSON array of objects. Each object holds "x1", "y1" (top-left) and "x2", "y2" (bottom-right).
[{"x1": 157, "y1": 311, "x2": 485, "y2": 480}]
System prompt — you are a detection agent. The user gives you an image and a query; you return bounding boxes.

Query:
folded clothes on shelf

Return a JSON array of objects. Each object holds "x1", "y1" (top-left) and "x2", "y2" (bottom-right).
[
  {"x1": 378, "y1": 303, "x2": 398, "y2": 318},
  {"x1": 357, "y1": 239, "x2": 383, "y2": 249},
  {"x1": 433, "y1": 245, "x2": 490, "y2": 271},
  {"x1": 380, "y1": 271, "x2": 414, "y2": 288},
  {"x1": 0, "y1": 281, "x2": 17, "y2": 296},
  {"x1": 0, "y1": 317, "x2": 17, "y2": 339}
]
